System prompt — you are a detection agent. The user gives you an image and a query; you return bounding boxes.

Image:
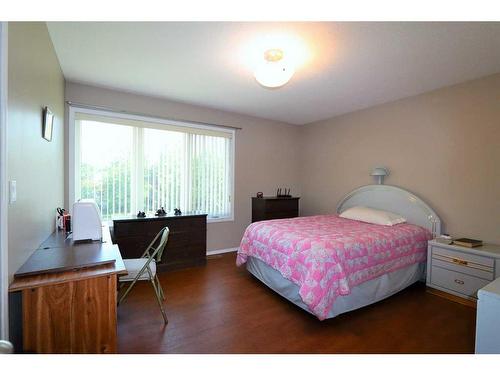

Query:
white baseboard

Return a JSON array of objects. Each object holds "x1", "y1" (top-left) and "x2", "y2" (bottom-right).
[{"x1": 207, "y1": 247, "x2": 238, "y2": 256}]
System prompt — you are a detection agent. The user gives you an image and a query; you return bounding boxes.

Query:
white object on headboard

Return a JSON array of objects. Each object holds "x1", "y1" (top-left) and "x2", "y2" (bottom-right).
[{"x1": 336, "y1": 184, "x2": 441, "y2": 236}]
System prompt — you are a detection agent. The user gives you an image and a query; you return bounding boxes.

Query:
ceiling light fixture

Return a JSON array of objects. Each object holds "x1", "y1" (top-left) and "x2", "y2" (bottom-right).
[{"x1": 254, "y1": 48, "x2": 295, "y2": 88}]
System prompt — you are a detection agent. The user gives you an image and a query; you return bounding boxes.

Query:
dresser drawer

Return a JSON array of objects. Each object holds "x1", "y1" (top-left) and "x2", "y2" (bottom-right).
[
  {"x1": 252, "y1": 197, "x2": 300, "y2": 223},
  {"x1": 431, "y1": 266, "x2": 490, "y2": 298},
  {"x1": 265, "y1": 210, "x2": 299, "y2": 220},
  {"x1": 265, "y1": 199, "x2": 299, "y2": 212}
]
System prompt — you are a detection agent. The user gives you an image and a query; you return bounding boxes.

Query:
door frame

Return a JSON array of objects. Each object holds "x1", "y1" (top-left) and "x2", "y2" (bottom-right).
[{"x1": 0, "y1": 21, "x2": 9, "y2": 341}]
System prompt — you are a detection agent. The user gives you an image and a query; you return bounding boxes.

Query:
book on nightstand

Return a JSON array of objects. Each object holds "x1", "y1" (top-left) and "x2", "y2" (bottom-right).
[{"x1": 452, "y1": 237, "x2": 483, "y2": 248}]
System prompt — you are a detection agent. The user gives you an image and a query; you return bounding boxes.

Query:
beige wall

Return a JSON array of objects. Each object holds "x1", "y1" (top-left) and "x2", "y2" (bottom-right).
[
  {"x1": 65, "y1": 82, "x2": 302, "y2": 251},
  {"x1": 7, "y1": 22, "x2": 65, "y2": 280},
  {"x1": 64, "y1": 73, "x2": 500, "y2": 250},
  {"x1": 300, "y1": 73, "x2": 500, "y2": 243}
]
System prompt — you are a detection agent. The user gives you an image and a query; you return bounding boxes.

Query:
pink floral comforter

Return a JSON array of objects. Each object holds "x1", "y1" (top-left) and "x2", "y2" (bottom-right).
[{"x1": 237, "y1": 215, "x2": 431, "y2": 320}]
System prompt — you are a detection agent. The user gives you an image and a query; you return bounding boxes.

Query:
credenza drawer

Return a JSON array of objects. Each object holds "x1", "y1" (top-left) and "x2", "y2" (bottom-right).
[{"x1": 431, "y1": 266, "x2": 490, "y2": 298}]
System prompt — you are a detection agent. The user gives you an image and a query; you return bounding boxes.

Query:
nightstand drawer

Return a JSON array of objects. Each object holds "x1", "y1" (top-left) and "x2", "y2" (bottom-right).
[
  {"x1": 431, "y1": 266, "x2": 490, "y2": 298},
  {"x1": 432, "y1": 247, "x2": 494, "y2": 268},
  {"x1": 431, "y1": 257, "x2": 494, "y2": 280}
]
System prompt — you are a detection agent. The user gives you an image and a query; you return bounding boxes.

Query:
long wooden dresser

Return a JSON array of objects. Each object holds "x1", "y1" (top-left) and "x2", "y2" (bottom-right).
[{"x1": 112, "y1": 213, "x2": 207, "y2": 272}]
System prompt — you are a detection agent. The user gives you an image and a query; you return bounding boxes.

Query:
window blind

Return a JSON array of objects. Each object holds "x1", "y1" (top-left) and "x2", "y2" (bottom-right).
[{"x1": 75, "y1": 111, "x2": 233, "y2": 221}]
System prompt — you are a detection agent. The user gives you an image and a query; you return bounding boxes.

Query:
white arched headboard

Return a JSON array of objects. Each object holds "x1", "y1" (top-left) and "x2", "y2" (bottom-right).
[{"x1": 336, "y1": 184, "x2": 441, "y2": 236}]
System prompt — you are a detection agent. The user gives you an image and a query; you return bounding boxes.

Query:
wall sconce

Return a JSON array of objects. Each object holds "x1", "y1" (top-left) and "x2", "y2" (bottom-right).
[{"x1": 371, "y1": 167, "x2": 389, "y2": 185}]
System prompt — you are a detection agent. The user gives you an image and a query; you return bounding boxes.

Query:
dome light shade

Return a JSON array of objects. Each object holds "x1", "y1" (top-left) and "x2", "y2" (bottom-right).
[{"x1": 254, "y1": 48, "x2": 295, "y2": 88}]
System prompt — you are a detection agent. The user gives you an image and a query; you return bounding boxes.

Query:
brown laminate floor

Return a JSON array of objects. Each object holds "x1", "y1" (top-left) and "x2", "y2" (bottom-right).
[{"x1": 117, "y1": 253, "x2": 476, "y2": 353}]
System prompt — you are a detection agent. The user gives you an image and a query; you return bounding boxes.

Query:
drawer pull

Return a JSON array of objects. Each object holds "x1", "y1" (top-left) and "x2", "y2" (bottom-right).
[
  {"x1": 452, "y1": 258, "x2": 468, "y2": 266},
  {"x1": 454, "y1": 279, "x2": 465, "y2": 285}
]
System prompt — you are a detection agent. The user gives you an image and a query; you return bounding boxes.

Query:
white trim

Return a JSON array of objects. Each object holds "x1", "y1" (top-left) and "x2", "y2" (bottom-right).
[
  {"x1": 0, "y1": 22, "x2": 9, "y2": 341},
  {"x1": 68, "y1": 105, "x2": 235, "y2": 138},
  {"x1": 207, "y1": 247, "x2": 238, "y2": 256},
  {"x1": 67, "y1": 105, "x2": 76, "y2": 212},
  {"x1": 67, "y1": 105, "x2": 235, "y2": 221},
  {"x1": 207, "y1": 217, "x2": 234, "y2": 224},
  {"x1": 134, "y1": 127, "x2": 143, "y2": 213},
  {"x1": 66, "y1": 101, "x2": 242, "y2": 131},
  {"x1": 229, "y1": 126, "x2": 235, "y2": 222}
]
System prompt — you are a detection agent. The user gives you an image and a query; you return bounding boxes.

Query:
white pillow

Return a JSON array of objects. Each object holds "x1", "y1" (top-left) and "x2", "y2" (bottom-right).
[{"x1": 339, "y1": 206, "x2": 406, "y2": 226}]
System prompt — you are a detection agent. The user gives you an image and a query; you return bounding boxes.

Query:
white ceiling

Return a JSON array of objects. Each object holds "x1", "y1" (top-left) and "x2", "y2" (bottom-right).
[{"x1": 47, "y1": 22, "x2": 500, "y2": 125}]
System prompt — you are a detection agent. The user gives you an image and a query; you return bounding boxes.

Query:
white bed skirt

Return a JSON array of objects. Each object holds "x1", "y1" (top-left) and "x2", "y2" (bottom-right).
[{"x1": 246, "y1": 256, "x2": 425, "y2": 319}]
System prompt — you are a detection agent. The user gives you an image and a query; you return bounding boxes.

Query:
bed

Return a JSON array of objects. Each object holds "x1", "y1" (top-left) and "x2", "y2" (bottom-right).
[{"x1": 236, "y1": 184, "x2": 441, "y2": 320}]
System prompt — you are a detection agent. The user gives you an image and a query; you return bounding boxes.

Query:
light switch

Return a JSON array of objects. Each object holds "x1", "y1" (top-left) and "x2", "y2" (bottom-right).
[{"x1": 9, "y1": 180, "x2": 16, "y2": 203}]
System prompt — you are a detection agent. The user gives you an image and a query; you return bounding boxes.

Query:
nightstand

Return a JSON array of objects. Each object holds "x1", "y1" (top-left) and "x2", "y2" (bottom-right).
[{"x1": 426, "y1": 240, "x2": 500, "y2": 303}]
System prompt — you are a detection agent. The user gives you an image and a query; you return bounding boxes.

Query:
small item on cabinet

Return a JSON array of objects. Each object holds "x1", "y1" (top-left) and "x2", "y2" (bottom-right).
[
  {"x1": 174, "y1": 208, "x2": 182, "y2": 216},
  {"x1": 57, "y1": 207, "x2": 71, "y2": 233},
  {"x1": 256, "y1": 192, "x2": 263, "y2": 198},
  {"x1": 63, "y1": 214, "x2": 71, "y2": 233},
  {"x1": 56, "y1": 207, "x2": 66, "y2": 230},
  {"x1": 276, "y1": 187, "x2": 292, "y2": 198},
  {"x1": 453, "y1": 237, "x2": 483, "y2": 248},
  {"x1": 435, "y1": 234, "x2": 452, "y2": 245},
  {"x1": 155, "y1": 207, "x2": 167, "y2": 216},
  {"x1": 137, "y1": 211, "x2": 146, "y2": 218}
]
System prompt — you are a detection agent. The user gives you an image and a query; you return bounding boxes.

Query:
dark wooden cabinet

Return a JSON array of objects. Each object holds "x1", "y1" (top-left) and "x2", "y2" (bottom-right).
[
  {"x1": 251, "y1": 197, "x2": 300, "y2": 223},
  {"x1": 112, "y1": 214, "x2": 207, "y2": 272}
]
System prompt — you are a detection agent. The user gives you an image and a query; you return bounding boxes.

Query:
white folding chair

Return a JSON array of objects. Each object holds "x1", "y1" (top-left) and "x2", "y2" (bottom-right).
[{"x1": 118, "y1": 226, "x2": 170, "y2": 324}]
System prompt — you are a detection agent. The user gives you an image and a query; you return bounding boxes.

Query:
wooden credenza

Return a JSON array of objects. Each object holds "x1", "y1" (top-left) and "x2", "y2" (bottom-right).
[
  {"x1": 251, "y1": 197, "x2": 300, "y2": 223},
  {"x1": 112, "y1": 214, "x2": 207, "y2": 272},
  {"x1": 9, "y1": 227, "x2": 126, "y2": 354}
]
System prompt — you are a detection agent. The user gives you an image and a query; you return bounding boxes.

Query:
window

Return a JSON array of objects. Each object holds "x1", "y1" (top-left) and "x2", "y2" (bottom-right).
[{"x1": 72, "y1": 108, "x2": 234, "y2": 221}]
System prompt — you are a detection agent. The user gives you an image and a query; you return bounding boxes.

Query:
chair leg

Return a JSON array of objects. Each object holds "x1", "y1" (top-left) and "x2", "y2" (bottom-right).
[
  {"x1": 118, "y1": 279, "x2": 138, "y2": 305},
  {"x1": 155, "y1": 274, "x2": 166, "y2": 300},
  {"x1": 118, "y1": 282, "x2": 126, "y2": 293},
  {"x1": 150, "y1": 278, "x2": 168, "y2": 324},
  {"x1": 119, "y1": 264, "x2": 155, "y2": 305}
]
